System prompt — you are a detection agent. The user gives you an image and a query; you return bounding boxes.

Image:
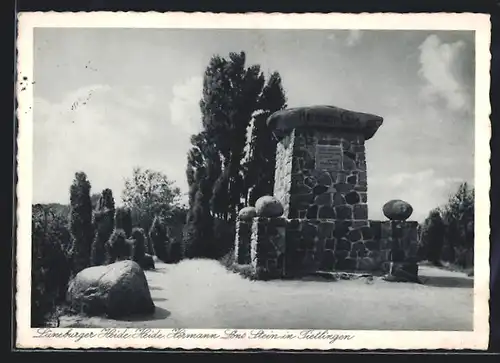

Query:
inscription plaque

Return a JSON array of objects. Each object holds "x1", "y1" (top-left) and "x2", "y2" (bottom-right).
[{"x1": 315, "y1": 145, "x2": 342, "y2": 170}]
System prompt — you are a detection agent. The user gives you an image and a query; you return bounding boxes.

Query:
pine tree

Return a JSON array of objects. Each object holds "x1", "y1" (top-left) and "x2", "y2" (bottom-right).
[{"x1": 69, "y1": 172, "x2": 93, "y2": 275}]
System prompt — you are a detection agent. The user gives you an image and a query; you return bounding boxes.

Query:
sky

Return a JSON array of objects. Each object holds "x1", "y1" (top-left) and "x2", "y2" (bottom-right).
[{"x1": 32, "y1": 28, "x2": 475, "y2": 221}]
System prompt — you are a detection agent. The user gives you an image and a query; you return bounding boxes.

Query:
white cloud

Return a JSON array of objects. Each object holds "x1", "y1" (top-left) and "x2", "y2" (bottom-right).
[
  {"x1": 418, "y1": 34, "x2": 472, "y2": 113},
  {"x1": 33, "y1": 84, "x2": 192, "y2": 205},
  {"x1": 169, "y1": 76, "x2": 203, "y2": 134},
  {"x1": 346, "y1": 30, "x2": 362, "y2": 47},
  {"x1": 369, "y1": 168, "x2": 468, "y2": 221}
]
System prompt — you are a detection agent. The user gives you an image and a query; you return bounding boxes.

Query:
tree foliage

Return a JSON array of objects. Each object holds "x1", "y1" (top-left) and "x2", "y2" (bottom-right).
[
  {"x1": 183, "y1": 51, "x2": 287, "y2": 259},
  {"x1": 122, "y1": 167, "x2": 182, "y2": 234},
  {"x1": 69, "y1": 172, "x2": 94, "y2": 275},
  {"x1": 420, "y1": 208, "x2": 446, "y2": 265},
  {"x1": 420, "y1": 182, "x2": 474, "y2": 268}
]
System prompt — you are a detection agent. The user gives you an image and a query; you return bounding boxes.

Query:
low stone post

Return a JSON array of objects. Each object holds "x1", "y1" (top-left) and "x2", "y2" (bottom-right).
[
  {"x1": 234, "y1": 207, "x2": 256, "y2": 265},
  {"x1": 250, "y1": 196, "x2": 287, "y2": 279}
]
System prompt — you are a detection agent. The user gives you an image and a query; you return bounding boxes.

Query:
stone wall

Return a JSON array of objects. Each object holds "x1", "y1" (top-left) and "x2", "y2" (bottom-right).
[
  {"x1": 289, "y1": 129, "x2": 368, "y2": 220},
  {"x1": 285, "y1": 219, "x2": 419, "y2": 275},
  {"x1": 273, "y1": 130, "x2": 295, "y2": 218},
  {"x1": 242, "y1": 217, "x2": 419, "y2": 278},
  {"x1": 250, "y1": 217, "x2": 287, "y2": 279}
]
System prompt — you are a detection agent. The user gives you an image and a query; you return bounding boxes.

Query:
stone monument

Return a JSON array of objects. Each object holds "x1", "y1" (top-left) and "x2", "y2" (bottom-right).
[{"x1": 234, "y1": 105, "x2": 420, "y2": 281}]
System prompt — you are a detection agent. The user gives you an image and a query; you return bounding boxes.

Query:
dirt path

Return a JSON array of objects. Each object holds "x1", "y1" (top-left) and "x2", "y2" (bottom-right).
[{"x1": 60, "y1": 259, "x2": 474, "y2": 330}]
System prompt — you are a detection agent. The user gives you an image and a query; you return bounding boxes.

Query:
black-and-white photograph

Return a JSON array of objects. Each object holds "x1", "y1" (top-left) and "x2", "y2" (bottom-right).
[{"x1": 16, "y1": 12, "x2": 491, "y2": 350}]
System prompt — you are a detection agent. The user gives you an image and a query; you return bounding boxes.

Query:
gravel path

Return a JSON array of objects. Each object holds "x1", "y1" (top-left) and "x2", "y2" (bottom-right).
[{"x1": 60, "y1": 259, "x2": 473, "y2": 331}]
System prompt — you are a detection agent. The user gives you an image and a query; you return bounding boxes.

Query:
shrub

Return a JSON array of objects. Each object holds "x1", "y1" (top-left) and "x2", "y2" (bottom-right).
[
  {"x1": 106, "y1": 229, "x2": 131, "y2": 263},
  {"x1": 149, "y1": 216, "x2": 170, "y2": 262},
  {"x1": 131, "y1": 227, "x2": 147, "y2": 265},
  {"x1": 90, "y1": 189, "x2": 116, "y2": 266},
  {"x1": 115, "y1": 207, "x2": 133, "y2": 238},
  {"x1": 31, "y1": 204, "x2": 71, "y2": 327}
]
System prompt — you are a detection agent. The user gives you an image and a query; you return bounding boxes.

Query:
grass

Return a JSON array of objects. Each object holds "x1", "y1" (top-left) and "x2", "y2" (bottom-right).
[{"x1": 59, "y1": 258, "x2": 474, "y2": 331}]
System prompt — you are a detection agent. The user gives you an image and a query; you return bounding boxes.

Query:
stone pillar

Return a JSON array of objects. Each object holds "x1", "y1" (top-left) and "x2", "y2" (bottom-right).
[
  {"x1": 234, "y1": 219, "x2": 252, "y2": 265},
  {"x1": 250, "y1": 217, "x2": 287, "y2": 279},
  {"x1": 266, "y1": 106, "x2": 384, "y2": 274},
  {"x1": 268, "y1": 106, "x2": 383, "y2": 223}
]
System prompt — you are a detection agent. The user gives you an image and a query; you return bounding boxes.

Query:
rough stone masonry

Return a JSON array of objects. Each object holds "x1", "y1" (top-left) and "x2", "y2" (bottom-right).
[{"x1": 235, "y1": 105, "x2": 420, "y2": 279}]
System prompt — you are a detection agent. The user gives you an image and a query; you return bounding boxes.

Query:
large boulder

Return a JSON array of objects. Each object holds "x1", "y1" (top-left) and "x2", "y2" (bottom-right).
[
  {"x1": 255, "y1": 196, "x2": 284, "y2": 218},
  {"x1": 382, "y1": 199, "x2": 413, "y2": 221},
  {"x1": 66, "y1": 260, "x2": 155, "y2": 318},
  {"x1": 238, "y1": 206, "x2": 257, "y2": 221}
]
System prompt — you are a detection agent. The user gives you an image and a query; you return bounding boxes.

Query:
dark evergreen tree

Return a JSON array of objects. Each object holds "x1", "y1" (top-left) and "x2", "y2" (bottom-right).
[
  {"x1": 105, "y1": 228, "x2": 131, "y2": 263},
  {"x1": 131, "y1": 227, "x2": 147, "y2": 264},
  {"x1": 69, "y1": 172, "x2": 93, "y2": 275},
  {"x1": 149, "y1": 216, "x2": 169, "y2": 262},
  {"x1": 90, "y1": 188, "x2": 115, "y2": 266},
  {"x1": 115, "y1": 207, "x2": 133, "y2": 238},
  {"x1": 244, "y1": 72, "x2": 287, "y2": 205},
  {"x1": 421, "y1": 209, "x2": 446, "y2": 265}
]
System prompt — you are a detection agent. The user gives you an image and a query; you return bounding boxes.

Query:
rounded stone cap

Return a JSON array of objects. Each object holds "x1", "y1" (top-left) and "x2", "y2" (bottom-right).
[
  {"x1": 255, "y1": 196, "x2": 284, "y2": 218},
  {"x1": 383, "y1": 199, "x2": 413, "y2": 221},
  {"x1": 238, "y1": 206, "x2": 257, "y2": 221},
  {"x1": 266, "y1": 105, "x2": 383, "y2": 141}
]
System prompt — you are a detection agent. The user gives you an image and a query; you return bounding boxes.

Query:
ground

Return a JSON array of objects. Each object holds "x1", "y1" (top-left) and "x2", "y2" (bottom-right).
[{"x1": 60, "y1": 259, "x2": 473, "y2": 331}]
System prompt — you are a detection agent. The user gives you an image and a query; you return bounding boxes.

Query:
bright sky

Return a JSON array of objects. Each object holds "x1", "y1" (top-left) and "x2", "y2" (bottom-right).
[{"x1": 33, "y1": 28, "x2": 475, "y2": 221}]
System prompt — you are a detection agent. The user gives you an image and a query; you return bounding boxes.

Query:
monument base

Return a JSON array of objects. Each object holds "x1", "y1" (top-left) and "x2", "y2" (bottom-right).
[{"x1": 235, "y1": 217, "x2": 420, "y2": 280}]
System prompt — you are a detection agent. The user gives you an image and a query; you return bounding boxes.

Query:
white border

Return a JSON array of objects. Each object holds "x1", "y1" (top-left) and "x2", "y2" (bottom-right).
[{"x1": 16, "y1": 11, "x2": 492, "y2": 350}]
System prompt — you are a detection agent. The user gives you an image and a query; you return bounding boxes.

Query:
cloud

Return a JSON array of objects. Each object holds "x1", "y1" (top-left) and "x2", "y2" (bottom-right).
[
  {"x1": 369, "y1": 168, "x2": 469, "y2": 221},
  {"x1": 346, "y1": 30, "x2": 362, "y2": 47},
  {"x1": 33, "y1": 84, "x2": 192, "y2": 205},
  {"x1": 418, "y1": 34, "x2": 473, "y2": 114},
  {"x1": 169, "y1": 76, "x2": 203, "y2": 134}
]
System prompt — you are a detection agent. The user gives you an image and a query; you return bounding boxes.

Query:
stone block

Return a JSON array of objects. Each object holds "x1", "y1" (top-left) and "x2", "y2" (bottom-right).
[
  {"x1": 347, "y1": 229, "x2": 362, "y2": 242},
  {"x1": 318, "y1": 206, "x2": 336, "y2": 218},
  {"x1": 318, "y1": 221, "x2": 335, "y2": 239},
  {"x1": 335, "y1": 182, "x2": 355, "y2": 193},
  {"x1": 333, "y1": 192, "x2": 346, "y2": 206},
  {"x1": 353, "y1": 204, "x2": 368, "y2": 220},
  {"x1": 369, "y1": 221, "x2": 381, "y2": 239},
  {"x1": 325, "y1": 237, "x2": 336, "y2": 249},
  {"x1": 345, "y1": 191, "x2": 360, "y2": 205},
  {"x1": 335, "y1": 205, "x2": 352, "y2": 220},
  {"x1": 306, "y1": 205, "x2": 318, "y2": 219},
  {"x1": 320, "y1": 250, "x2": 336, "y2": 271},
  {"x1": 314, "y1": 193, "x2": 332, "y2": 206}
]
